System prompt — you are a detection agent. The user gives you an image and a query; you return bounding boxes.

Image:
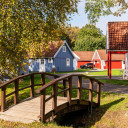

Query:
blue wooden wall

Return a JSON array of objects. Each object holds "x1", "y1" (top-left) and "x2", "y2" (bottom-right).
[
  {"x1": 29, "y1": 59, "x2": 39, "y2": 72},
  {"x1": 54, "y1": 44, "x2": 74, "y2": 72},
  {"x1": 45, "y1": 59, "x2": 53, "y2": 72}
]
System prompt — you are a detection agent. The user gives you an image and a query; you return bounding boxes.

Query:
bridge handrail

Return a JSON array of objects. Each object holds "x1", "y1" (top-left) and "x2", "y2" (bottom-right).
[
  {"x1": 36, "y1": 74, "x2": 104, "y2": 122},
  {"x1": 36, "y1": 74, "x2": 104, "y2": 93},
  {"x1": 0, "y1": 72, "x2": 59, "y2": 88},
  {"x1": 0, "y1": 72, "x2": 59, "y2": 112}
]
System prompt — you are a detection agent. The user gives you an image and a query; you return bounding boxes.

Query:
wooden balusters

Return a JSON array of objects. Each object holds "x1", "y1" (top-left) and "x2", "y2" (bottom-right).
[
  {"x1": 89, "y1": 79, "x2": 93, "y2": 104},
  {"x1": 67, "y1": 76, "x2": 72, "y2": 105},
  {"x1": 97, "y1": 83, "x2": 101, "y2": 106},
  {"x1": 40, "y1": 90, "x2": 46, "y2": 122},
  {"x1": 41, "y1": 73, "x2": 45, "y2": 86},
  {"x1": 14, "y1": 79, "x2": 19, "y2": 104},
  {"x1": 63, "y1": 79, "x2": 67, "y2": 97},
  {"x1": 1, "y1": 86, "x2": 6, "y2": 112},
  {"x1": 77, "y1": 76, "x2": 82, "y2": 100},
  {"x1": 30, "y1": 74, "x2": 34, "y2": 97},
  {"x1": 52, "y1": 83, "x2": 58, "y2": 112}
]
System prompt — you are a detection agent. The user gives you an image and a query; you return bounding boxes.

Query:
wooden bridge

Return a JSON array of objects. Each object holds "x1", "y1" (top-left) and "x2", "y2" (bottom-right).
[{"x1": 0, "y1": 72, "x2": 103, "y2": 123}]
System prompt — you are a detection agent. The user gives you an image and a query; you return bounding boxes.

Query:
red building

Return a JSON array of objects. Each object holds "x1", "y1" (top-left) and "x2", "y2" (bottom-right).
[
  {"x1": 73, "y1": 51, "x2": 94, "y2": 68},
  {"x1": 107, "y1": 21, "x2": 128, "y2": 78},
  {"x1": 92, "y1": 50, "x2": 125, "y2": 69}
]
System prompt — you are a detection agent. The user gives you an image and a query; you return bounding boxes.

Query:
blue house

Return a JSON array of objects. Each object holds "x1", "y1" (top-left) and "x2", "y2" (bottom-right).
[{"x1": 29, "y1": 40, "x2": 76, "y2": 72}]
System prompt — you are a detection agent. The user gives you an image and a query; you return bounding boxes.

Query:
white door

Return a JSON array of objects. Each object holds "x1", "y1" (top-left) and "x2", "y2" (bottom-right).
[
  {"x1": 39, "y1": 59, "x2": 45, "y2": 72},
  {"x1": 122, "y1": 61, "x2": 125, "y2": 69}
]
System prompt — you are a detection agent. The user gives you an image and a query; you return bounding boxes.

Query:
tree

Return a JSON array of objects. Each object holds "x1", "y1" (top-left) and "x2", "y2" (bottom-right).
[
  {"x1": 61, "y1": 26, "x2": 80, "y2": 49},
  {"x1": 74, "y1": 24, "x2": 106, "y2": 51},
  {"x1": 0, "y1": 0, "x2": 78, "y2": 77},
  {"x1": 85, "y1": 0, "x2": 128, "y2": 23}
]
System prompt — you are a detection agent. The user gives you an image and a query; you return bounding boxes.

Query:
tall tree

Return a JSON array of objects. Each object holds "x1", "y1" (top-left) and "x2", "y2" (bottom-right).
[
  {"x1": 85, "y1": 0, "x2": 128, "y2": 23},
  {"x1": 0, "y1": 0, "x2": 78, "y2": 77},
  {"x1": 61, "y1": 26, "x2": 80, "y2": 49},
  {"x1": 74, "y1": 24, "x2": 106, "y2": 51}
]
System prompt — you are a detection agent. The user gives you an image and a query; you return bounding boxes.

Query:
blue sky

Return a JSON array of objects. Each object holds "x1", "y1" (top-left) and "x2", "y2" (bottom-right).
[{"x1": 68, "y1": 0, "x2": 128, "y2": 35}]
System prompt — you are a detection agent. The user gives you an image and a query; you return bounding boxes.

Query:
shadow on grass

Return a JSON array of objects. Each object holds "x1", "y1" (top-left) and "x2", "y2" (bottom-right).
[{"x1": 54, "y1": 98, "x2": 124, "y2": 128}]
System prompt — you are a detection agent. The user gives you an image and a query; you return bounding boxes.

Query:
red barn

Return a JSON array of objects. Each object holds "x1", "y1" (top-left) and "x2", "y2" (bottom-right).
[
  {"x1": 92, "y1": 50, "x2": 125, "y2": 69},
  {"x1": 73, "y1": 51, "x2": 94, "y2": 68}
]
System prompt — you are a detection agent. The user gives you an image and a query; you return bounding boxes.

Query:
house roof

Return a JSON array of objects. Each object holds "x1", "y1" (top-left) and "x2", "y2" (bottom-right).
[
  {"x1": 43, "y1": 41, "x2": 63, "y2": 57},
  {"x1": 73, "y1": 51, "x2": 94, "y2": 61},
  {"x1": 97, "y1": 49, "x2": 125, "y2": 61},
  {"x1": 107, "y1": 22, "x2": 128, "y2": 51},
  {"x1": 29, "y1": 40, "x2": 64, "y2": 58},
  {"x1": 29, "y1": 40, "x2": 75, "y2": 58}
]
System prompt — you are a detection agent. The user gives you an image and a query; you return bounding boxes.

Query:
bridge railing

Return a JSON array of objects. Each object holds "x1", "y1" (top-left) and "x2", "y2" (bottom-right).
[
  {"x1": 36, "y1": 74, "x2": 104, "y2": 122},
  {"x1": 0, "y1": 72, "x2": 59, "y2": 112}
]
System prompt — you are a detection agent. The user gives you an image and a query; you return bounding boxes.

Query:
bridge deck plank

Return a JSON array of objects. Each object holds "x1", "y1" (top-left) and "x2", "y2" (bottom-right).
[{"x1": 0, "y1": 95, "x2": 67, "y2": 123}]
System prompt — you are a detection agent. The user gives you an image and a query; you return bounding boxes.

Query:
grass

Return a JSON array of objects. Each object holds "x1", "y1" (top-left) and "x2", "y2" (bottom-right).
[
  {"x1": 98, "y1": 78, "x2": 128, "y2": 86},
  {"x1": 1, "y1": 73, "x2": 128, "y2": 127},
  {"x1": 88, "y1": 69, "x2": 123, "y2": 76},
  {"x1": 55, "y1": 68, "x2": 90, "y2": 74}
]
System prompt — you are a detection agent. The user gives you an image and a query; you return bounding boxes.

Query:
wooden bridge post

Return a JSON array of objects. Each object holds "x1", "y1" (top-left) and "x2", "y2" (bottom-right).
[
  {"x1": 14, "y1": 79, "x2": 19, "y2": 104},
  {"x1": 1, "y1": 86, "x2": 6, "y2": 112},
  {"x1": 67, "y1": 76, "x2": 72, "y2": 105},
  {"x1": 30, "y1": 74, "x2": 34, "y2": 97},
  {"x1": 77, "y1": 76, "x2": 82, "y2": 100},
  {"x1": 52, "y1": 82, "x2": 58, "y2": 113},
  {"x1": 89, "y1": 79, "x2": 93, "y2": 112},
  {"x1": 41, "y1": 73, "x2": 45, "y2": 86},
  {"x1": 63, "y1": 80, "x2": 67, "y2": 97},
  {"x1": 40, "y1": 90, "x2": 46, "y2": 123},
  {"x1": 97, "y1": 83, "x2": 101, "y2": 106}
]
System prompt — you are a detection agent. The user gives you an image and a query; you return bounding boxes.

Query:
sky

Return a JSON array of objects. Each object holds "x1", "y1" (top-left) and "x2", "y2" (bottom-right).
[{"x1": 68, "y1": 0, "x2": 128, "y2": 35}]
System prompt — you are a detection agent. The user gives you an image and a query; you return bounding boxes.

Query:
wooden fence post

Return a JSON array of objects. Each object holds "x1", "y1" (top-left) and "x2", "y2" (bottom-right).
[
  {"x1": 97, "y1": 83, "x2": 101, "y2": 106},
  {"x1": 40, "y1": 90, "x2": 46, "y2": 122},
  {"x1": 52, "y1": 83, "x2": 58, "y2": 113},
  {"x1": 1, "y1": 86, "x2": 6, "y2": 112},
  {"x1": 41, "y1": 73, "x2": 45, "y2": 86},
  {"x1": 63, "y1": 80, "x2": 67, "y2": 97},
  {"x1": 67, "y1": 76, "x2": 72, "y2": 105},
  {"x1": 14, "y1": 79, "x2": 19, "y2": 104},
  {"x1": 30, "y1": 74, "x2": 34, "y2": 97},
  {"x1": 77, "y1": 76, "x2": 82, "y2": 100},
  {"x1": 89, "y1": 79, "x2": 93, "y2": 113}
]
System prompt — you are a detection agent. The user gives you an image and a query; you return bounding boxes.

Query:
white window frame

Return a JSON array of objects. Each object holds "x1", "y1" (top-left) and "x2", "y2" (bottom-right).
[
  {"x1": 63, "y1": 46, "x2": 66, "y2": 52},
  {"x1": 48, "y1": 58, "x2": 53, "y2": 63},
  {"x1": 66, "y1": 58, "x2": 70, "y2": 67},
  {"x1": 41, "y1": 59, "x2": 45, "y2": 64}
]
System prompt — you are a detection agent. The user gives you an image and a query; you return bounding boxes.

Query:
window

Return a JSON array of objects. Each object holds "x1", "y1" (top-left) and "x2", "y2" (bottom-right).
[
  {"x1": 66, "y1": 58, "x2": 70, "y2": 66},
  {"x1": 97, "y1": 61, "x2": 99, "y2": 63},
  {"x1": 48, "y1": 58, "x2": 53, "y2": 63},
  {"x1": 63, "y1": 46, "x2": 66, "y2": 52},
  {"x1": 41, "y1": 59, "x2": 44, "y2": 64}
]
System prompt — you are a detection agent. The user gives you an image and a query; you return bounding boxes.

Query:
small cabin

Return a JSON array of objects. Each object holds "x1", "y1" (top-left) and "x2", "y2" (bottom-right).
[{"x1": 29, "y1": 40, "x2": 76, "y2": 72}]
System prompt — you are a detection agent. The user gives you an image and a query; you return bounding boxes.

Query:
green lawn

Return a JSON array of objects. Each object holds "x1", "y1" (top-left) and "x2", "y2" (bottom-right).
[
  {"x1": 97, "y1": 78, "x2": 128, "y2": 86},
  {"x1": 55, "y1": 68, "x2": 90, "y2": 74},
  {"x1": 88, "y1": 69, "x2": 123, "y2": 76}
]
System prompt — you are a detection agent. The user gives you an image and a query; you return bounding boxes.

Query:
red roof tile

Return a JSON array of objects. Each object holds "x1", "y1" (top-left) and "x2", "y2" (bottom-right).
[
  {"x1": 108, "y1": 22, "x2": 128, "y2": 51},
  {"x1": 97, "y1": 50, "x2": 125, "y2": 61},
  {"x1": 73, "y1": 51, "x2": 94, "y2": 61},
  {"x1": 29, "y1": 41, "x2": 64, "y2": 58}
]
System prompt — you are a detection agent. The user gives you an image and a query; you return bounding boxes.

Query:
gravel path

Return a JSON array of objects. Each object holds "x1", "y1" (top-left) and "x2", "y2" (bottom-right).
[{"x1": 47, "y1": 73, "x2": 128, "y2": 94}]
